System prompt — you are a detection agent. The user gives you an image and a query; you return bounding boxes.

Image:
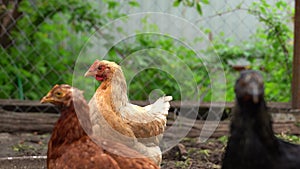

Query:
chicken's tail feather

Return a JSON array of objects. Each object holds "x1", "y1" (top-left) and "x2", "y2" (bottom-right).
[{"x1": 148, "y1": 96, "x2": 173, "y2": 117}]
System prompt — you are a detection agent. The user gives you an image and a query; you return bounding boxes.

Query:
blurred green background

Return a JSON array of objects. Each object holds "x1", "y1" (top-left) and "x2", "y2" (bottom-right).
[{"x1": 0, "y1": 0, "x2": 294, "y2": 102}]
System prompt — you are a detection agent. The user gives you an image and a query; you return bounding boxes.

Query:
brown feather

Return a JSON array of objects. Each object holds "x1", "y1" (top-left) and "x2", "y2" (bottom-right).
[{"x1": 42, "y1": 84, "x2": 159, "y2": 169}]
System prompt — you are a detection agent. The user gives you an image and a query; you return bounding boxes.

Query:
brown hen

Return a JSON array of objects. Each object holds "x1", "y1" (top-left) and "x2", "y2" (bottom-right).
[
  {"x1": 85, "y1": 60, "x2": 172, "y2": 165},
  {"x1": 41, "y1": 84, "x2": 159, "y2": 169}
]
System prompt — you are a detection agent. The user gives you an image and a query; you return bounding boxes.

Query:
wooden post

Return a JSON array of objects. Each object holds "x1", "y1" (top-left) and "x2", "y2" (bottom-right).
[{"x1": 292, "y1": 0, "x2": 300, "y2": 109}]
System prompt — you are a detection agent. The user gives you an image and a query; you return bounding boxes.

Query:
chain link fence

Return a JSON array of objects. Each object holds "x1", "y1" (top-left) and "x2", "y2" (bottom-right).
[{"x1": 0, "y1": 0, "x2": 295, "y2": 114}]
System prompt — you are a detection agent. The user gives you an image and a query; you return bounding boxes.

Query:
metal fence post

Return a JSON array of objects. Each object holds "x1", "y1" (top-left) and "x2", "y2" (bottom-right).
[{"x1": 292, "y1": 0, "x2": 300, "y2": 109}]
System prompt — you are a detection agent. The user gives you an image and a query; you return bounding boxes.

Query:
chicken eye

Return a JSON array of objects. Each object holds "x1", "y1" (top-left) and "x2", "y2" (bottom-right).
[
  {"x1": 98, "y1": 65, "x2": 108, "y2": 71},
  {"x1": 55, "y1": 92, "x2": 62, "y2": 97}
]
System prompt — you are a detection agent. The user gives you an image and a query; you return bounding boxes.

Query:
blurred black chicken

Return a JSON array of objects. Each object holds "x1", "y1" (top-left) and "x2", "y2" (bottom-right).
[{"x1": 222, "y1": 70, "x2": 300, "y2": 169}]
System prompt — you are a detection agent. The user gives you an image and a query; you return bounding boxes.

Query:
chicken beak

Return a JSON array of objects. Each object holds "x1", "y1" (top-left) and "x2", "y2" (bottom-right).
[
  {"x1": 40, "y1": 96, "x2": 52, "y2": 104},
  {"x1": 250, "y1": 82, "x2": 259, "y2": 103},
  {"x1": 84, "y1": 70, "x2": 96, "y2": 77},
  {"x1": 252, "y1": 95, "x2": 259, "y2": 103},
  {"x1": 41, "y1": 91, "x2": 54, "y2": 104}
]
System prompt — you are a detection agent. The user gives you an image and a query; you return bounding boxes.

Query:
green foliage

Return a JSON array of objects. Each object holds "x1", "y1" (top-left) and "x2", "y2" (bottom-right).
[
  {"x1": 277, "y1": 133, "x2": 300, "y2": 144},
  {"x1": 248, "y1": 0, "x2": 293, "y2": 102},
  {"x1": 1, "y1": 0, "x2": 96, "y2": 99},
  {"x1": 209, "y1": 0, "x2": 293, "y2": 102},
  {"x1": 173, "y1": 0, "x2": 209, "y2": 15},
  {"x1": 0, "y1": 0, "x2": 138, "y2": 100},
  {"x1": 218, "y1": 135, "x2": 228, "y2": 145},
  {"x1": 0, "y1": 0, "x2": 293, "y2": 103},
  {"x1": 113, "y1": 0, "x2": 293, "y2": 102},
  {"x1": 174, "y1": 157, "x2": 192, "y2": 169},
  {"x1": 12, "y1": 144, "x2": 35, "y2": 152},
  {"x1": 105, "y1": 33, "x2": 209, "y2": 101}
]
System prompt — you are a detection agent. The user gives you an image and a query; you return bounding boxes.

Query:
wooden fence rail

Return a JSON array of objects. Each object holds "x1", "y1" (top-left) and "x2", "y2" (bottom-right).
[{"x1": 0, "y1": 100, "x2": 299, "y2": 138}]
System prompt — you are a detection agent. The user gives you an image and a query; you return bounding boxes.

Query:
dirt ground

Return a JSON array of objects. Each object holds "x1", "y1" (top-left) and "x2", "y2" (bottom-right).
[
  {"x1": 161, "y1": 137, "x2": 225, "y2": 169},
  {"x1": 0, "y1": 132, "x2": 225, "y2": 169},
  {"x1": 0, "y1": 133, "x2": 49, "y2": 158}
]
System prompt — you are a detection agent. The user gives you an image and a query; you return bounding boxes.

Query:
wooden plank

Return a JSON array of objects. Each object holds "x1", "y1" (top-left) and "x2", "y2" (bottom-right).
[
  {"x1": 166, "y1": 119, "x2": 300, "y2": 138},
  {"x1": 0, "y1": 110, "x2": 59, "y2": 133},
  {"x1": 0, "y1": 99, "x2": 291, "y2": 115},
  {"x1": 0, "y1": 99, "x2": 59, "y2": 113},
  {"x1": 1, "y1": 109, "x2": 299, "y2": 137}
]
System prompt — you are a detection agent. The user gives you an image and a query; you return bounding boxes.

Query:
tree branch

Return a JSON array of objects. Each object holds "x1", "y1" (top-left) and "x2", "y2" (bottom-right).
[{"x1": 0, "y1": 0, "x2": 23, "y2": 48}]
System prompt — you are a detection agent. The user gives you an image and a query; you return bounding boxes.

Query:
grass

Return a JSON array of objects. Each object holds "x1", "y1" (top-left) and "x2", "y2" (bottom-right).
[
  {"x1": 276, "y1": 133, "x2": 300, "y2": 144},
  {"x1": 12, "y1": 144, "x2": 35, "y2": 152},
  {"x1": 174, "y1": 158, "x2": 192, "y2": 169}
]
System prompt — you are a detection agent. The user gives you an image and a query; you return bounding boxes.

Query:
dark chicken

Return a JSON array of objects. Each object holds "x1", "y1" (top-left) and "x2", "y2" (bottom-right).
[
  {"x1": 222, "y1": 70, "x2": 300, "y2": 169},
  {"x1": 41, "y1": 84, "x2": 158, "y2": 169}
]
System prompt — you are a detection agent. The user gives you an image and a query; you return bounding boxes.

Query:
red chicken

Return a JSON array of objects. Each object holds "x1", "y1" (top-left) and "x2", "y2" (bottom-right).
[{"x1": 41, "y1": 84, "x2": 159, "y2": 169}]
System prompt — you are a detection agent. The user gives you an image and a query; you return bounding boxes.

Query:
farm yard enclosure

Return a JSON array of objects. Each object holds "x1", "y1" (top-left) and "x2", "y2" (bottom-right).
[{"x1": 1, "y1": 0, "x2": 300, "y2": 168}]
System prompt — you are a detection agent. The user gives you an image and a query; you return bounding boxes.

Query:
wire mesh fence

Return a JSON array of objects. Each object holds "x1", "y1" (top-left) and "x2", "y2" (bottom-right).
[{"x1": 0, "y1": 0, "x2": 295, "y2": 114}]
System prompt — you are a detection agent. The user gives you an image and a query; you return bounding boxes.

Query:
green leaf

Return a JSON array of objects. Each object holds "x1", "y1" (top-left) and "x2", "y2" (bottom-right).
[
  {"x1": 129, "y1": 1, "x2": 140, "y2": 7},
  {"x1": 196, "y1": 2, "x2": 203, "y2": 15},
  {"x1": 275, "y1": 1, "x2": 287, "y2": 10},
  {"x1": 259, "y1": 6, "x2": 267, "y2": 15},
  {"x1": 106, "y1": 1, "x2": 119, "y2": 9},
  {"x1": 173, "y1": 0, "x2": 182, "y2": 7},
  {"x1": 200, "y1": 0, "x2": 209, "y2": 5}
]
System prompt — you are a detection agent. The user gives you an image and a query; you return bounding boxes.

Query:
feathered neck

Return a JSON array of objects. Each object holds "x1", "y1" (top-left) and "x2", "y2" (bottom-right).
[
  {"x1": 50, "y1": 94, "x2": 91, "y2": 147},
  {"x1": 47, "y1": 90, "x2": 92, "y2": 168},
  {"x1": 99, "y1": 67, "x2": 129, "y2": 112},
  {"x1": 231, "y1": 98, "x2": 278, "y2": 148}
]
